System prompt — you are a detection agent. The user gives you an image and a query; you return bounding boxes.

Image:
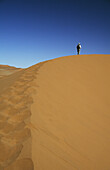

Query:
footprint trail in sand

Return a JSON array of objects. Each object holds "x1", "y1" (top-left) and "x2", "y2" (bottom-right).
[{"x1": 0, "y1": 63, "x2": 44, "y2": 170}]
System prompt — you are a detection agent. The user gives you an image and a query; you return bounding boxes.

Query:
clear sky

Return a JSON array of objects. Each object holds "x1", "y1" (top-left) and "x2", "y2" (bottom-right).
[{"x1": 0, "y1": 0, "x2": 110, "y2": 68}]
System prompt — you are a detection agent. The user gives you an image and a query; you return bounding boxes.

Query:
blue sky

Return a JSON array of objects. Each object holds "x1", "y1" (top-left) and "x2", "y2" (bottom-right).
[{"x1": 0, "y1": 0, "x2": 110, "y2": 68}]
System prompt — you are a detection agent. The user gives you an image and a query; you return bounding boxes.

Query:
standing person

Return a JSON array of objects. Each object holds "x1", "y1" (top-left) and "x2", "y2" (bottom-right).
[{"x1": 77, "y1": 43, "x2": 82, "y2": 55}]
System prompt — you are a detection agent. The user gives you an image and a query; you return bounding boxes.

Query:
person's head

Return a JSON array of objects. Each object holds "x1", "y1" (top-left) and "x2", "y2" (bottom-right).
[{"x1": 78, "y1": 43, "x2": 80, "y2": 45}]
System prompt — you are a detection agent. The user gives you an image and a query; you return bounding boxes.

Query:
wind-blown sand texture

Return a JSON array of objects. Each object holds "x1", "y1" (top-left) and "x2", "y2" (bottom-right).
[{"x1": 0, "y1": 54, "x2": 110, "y2": 170}]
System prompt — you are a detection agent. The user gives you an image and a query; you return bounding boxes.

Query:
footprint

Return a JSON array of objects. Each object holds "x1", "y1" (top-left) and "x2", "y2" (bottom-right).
[
  {"x1": 8, "y1": 109, "x2": 31, "y2": 124},
  {"x1": 0, "y1": 142, "x2": 23, "y2": 168},
  {"x1": 0, "y1": 122, "x2": 25, "y2": 136},
  {"x1": 0, "y1": 106, "x2": 19, "y2": 118},
  {"x1": 4, "y1": 158, "x2": 34, "y2": 170},
  {"x1": 1, "y1": 128, "x2": 31, "y2": 146}
]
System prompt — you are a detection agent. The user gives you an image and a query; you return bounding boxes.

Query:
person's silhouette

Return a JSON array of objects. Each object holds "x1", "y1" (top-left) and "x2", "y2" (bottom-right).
[{"x1": 77, "y1": 43, "x2": 81, "y2": 55}]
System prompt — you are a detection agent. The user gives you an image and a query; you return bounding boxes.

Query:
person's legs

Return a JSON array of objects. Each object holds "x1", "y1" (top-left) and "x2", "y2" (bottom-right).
[{"x1": 78, "y1": 49, "x2": 80, "y2": 55}]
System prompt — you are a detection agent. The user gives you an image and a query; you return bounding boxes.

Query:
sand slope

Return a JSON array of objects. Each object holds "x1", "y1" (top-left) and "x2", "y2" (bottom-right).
[
  {"x1": 0, "y1": 55, "x2": 110, "y2": 170},
  {"x1": 31, "y1": 54, "x2": 110, "y2": 170}
]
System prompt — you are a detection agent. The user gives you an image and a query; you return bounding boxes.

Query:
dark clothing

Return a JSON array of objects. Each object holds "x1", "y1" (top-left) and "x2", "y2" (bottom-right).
[
  {"x1": 77, "y1": 44, "x2": 81, "y2": 55},
  {"x1": 77, "y1": 45, "x2": 80, "y2": 50}
]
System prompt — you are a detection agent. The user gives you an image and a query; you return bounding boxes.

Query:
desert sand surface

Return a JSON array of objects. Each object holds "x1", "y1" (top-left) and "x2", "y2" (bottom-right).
[
  {"x1": 0, "y1": 54, "x2": 110, "y2": 170},
  {"x1": 0, "y1": 65, "x2": 21, "y2": 79}
]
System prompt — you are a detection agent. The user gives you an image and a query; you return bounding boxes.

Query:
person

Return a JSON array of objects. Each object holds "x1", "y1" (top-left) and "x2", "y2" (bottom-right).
[{"x1": 77, "y1": 43, "x2": 81, "y2": 55}]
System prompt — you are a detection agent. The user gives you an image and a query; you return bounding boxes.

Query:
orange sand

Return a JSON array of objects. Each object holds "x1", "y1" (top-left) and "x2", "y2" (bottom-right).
[{"x1": 0, "y1": 54, "x2": 110, "y2": 170}]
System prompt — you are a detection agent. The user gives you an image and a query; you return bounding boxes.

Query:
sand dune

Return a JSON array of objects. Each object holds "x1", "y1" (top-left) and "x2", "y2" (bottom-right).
[
  {"x1": 0, "y1": 54, "x2": 110, "y2": 170},
  {"x1": 0, "y1": 65, "x2": 21, "y2": 79}
]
